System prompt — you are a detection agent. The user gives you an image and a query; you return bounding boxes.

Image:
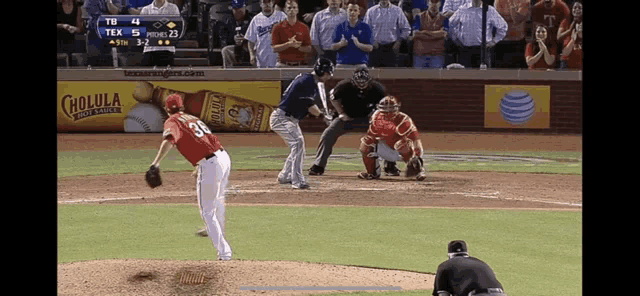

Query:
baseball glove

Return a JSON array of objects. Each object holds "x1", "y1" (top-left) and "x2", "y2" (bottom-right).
[
  {"x1": 405, "y1": 156, "x2": 424, "y2": 178},
  {"x1": 145, "y1": 165, "x2": 163, "y2": 188}
]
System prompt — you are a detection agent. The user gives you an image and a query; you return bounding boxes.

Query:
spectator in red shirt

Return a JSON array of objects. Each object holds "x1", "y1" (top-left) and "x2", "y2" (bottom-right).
[
  {"x1": 557, "y1": 0, "x2": 581, "y2": 69},
  {"x1": 272, "y1": 0, "x2": 313, "y2": 66},
  {"x1": 530, "y1": 0, "x2": 570, "y2": 60},
  {"x1": 560, "y1": 18, "x2": 581, "y2": 69},
  {"x1": 557, "y1": 0, "x2": 581, "y2": 47},
  {"x1": 525, "y1": 24, "x2": 556, "y2": 70}
]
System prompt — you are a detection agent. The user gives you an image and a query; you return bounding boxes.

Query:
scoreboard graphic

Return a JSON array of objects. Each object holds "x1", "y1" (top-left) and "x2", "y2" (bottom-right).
[{"x1": 95, "y1": 15, "x2": 186, "y2": 47}]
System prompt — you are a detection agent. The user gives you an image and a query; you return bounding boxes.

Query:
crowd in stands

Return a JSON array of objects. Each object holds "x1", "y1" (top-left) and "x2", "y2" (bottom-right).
[{"x1": 57, "y1": 0, "x2": 582, "y2": 70}]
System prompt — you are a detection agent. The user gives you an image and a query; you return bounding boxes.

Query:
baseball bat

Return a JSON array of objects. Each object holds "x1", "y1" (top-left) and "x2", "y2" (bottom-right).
[{"x1": 317, "y1": 82, "x2": 332, "y2": 123}]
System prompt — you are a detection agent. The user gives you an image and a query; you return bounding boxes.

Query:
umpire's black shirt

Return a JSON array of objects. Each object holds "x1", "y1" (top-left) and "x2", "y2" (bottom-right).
[
  {"x1": 433, "y1": 255, "x2": 504, "y2": 296},
  {"x1": 330, "y1": 79, "x2": 386, "y2": 119}
]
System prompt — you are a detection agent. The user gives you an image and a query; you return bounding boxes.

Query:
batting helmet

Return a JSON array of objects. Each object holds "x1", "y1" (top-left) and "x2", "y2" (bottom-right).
[
  {"x1": 351, "y1": 65, "x2": 372, "y2": 90},
  {"x1": 314, "y1": 57, "x2": 334, "y2": 77},
  {"x1": 164, "y1": 93, "x2": 184, "y2": 113},
  {"x1": 377, "y1": 96, "x2": 401, "y2": 113}
]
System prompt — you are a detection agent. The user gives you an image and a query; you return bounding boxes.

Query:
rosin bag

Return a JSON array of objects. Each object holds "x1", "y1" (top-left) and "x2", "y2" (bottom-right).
[{"x1": 133, "y1": 81, "x2": 276, "y2": 132}]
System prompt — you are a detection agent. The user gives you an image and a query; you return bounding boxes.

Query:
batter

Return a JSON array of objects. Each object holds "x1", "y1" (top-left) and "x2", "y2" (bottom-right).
[{"x1": 270, "y1": 57, "x2": 334, "y2": 189}]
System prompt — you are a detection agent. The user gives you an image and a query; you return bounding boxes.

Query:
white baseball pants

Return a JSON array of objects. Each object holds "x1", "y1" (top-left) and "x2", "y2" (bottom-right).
[
  {"x1": 376, "y1": 141, "x2": 403, "y2": 162},
  {"x1": 197, "y1": 149, "x2": 232, "y2": 260},
  {"x1": 269, "y1": 108, "x2": 306, "y2": 188}
]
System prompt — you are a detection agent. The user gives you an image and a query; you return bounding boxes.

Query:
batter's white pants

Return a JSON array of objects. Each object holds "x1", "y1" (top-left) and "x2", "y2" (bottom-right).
[
  {"x1": 269, "y1": 108, "x2": 306, "y2": 187},
  {"x1": 197, "y1": 149, "x2": 232, "y2": 260}
]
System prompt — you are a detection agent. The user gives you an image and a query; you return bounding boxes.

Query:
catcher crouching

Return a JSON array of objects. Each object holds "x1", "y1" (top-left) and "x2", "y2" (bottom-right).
[{"x1": 358, "y1": 96, "x2": 426, "y2": 181}]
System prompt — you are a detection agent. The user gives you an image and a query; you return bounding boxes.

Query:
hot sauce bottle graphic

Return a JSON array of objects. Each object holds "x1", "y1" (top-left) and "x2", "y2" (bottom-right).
[{"x1": 133, "y1": 81, "x2": 276, "y2": 132}]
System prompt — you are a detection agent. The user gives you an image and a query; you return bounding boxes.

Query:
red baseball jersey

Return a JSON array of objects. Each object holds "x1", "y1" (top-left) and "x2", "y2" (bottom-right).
[
  {"x1": 525, "y1": 42, "x2": 557, "y2": 69},
  {"x1": 368, "y1": 110, "x2": 419, "y2": 149},
  {"x1": 531, "y1": 0, "x2": 570, "y2": 46},
  {"x1": 163, "y1": 112, "x2": 223, "y2": 166},
  {"x1": 271, "y1": 20, "x2": 312, "y2": 63},
  {"x1": 561, "y1": 36, "x2": 582, "y2": 69}
]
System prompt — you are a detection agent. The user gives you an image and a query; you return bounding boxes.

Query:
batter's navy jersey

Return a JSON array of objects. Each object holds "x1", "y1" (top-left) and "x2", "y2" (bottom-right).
[{"x1": 278, "y1": 73, "x2": 319, "y2": 120}]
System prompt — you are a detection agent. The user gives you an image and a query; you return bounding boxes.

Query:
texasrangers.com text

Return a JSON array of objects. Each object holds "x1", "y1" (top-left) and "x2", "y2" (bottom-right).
[{"x1": 124, "y1": 69, "x2": 205, "y2": 78}]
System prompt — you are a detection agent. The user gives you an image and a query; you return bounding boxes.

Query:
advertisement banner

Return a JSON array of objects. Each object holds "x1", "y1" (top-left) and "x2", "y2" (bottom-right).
[
  {"x1": 57, "y1": 81, "x2": 281, "y2": 132},
  {"x1": 484, "y1": 85, "x2": 550, "y2": 129}
]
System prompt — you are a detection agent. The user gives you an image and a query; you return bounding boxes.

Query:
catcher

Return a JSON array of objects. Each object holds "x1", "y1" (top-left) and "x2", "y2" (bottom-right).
[{"x1": 358, "y1": 95, "x2": 426, "y2": 181}]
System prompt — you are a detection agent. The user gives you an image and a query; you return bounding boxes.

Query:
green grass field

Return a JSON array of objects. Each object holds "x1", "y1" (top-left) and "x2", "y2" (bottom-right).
[
  {"x1": 58, "y1": 146, "x2": 582, "y2": 296},
  {"x1": 57, "y1": 147, "x2": 582, "y2": 177}
]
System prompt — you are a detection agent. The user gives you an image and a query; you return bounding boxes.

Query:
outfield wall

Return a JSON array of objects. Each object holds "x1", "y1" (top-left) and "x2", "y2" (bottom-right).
[{"x1": 57, "y1": 68, "x2": 582, "y2": 134}]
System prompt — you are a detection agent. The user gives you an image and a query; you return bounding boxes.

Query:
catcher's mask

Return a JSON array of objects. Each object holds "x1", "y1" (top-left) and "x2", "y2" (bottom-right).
[
  {"x1": 165, "y1": 94, "x2": 184, "y2": 113},
  {"x1": 351, "y1": 65, "x2": 372, "y2": 90},
  {"x1": 377, "y1": 96, "x2": 401, "y2": 113}
]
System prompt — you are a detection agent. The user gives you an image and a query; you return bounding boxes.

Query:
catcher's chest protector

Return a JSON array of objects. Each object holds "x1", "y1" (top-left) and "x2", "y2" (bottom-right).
[{"x1": 371, "y1": 112, "x2": 416, "y2": 139}]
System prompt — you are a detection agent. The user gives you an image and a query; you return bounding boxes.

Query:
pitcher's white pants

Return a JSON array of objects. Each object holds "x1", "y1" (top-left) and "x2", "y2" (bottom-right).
[
  {"x1": 197, "y1": 149, "x2": 232, "y2": 260},
  {"x1": 269, "y1": 108, "x2": 306, "y2": 187}
]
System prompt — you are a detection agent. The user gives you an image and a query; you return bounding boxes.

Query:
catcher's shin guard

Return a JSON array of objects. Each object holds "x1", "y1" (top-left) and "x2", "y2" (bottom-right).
[{"x1": 360, "y1": 136, "x2": 381, "y2": 176}]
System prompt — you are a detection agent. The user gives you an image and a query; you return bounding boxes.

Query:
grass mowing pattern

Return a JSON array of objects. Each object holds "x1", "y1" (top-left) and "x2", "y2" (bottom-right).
[{"x1": 58, "y1": 205, "x2": 581, "y2": 296}]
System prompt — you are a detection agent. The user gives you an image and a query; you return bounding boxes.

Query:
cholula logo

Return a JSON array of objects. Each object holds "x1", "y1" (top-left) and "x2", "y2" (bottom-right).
[
  {"x1": 499, "y1": 90, "x2": 535, "y2": 125},
  {"x1": 61, "y1": 93, "x2": 123, "y2": 121}
]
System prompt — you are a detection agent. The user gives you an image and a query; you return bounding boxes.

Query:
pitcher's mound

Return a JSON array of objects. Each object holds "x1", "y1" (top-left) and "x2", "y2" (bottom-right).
[{"x1": 58, "y1": 259, "x2": 434, "y2": 295}]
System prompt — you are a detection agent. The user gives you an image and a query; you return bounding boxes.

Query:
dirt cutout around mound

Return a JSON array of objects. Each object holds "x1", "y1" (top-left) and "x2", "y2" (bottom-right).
[{"x1": 58, "y1": 259, "x2": 434, "y2": 296}]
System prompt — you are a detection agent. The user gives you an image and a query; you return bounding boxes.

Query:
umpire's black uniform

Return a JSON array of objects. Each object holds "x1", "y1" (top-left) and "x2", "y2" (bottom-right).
[
  {"x1": 309, "y1": 76, "x2": 386, "y2": 173},
  {"x1": 433, "y1": 240, "x2": 507, "y2": 296}
]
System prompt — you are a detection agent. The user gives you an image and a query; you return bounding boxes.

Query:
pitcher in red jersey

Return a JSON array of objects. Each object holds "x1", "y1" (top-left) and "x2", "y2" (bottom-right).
[
  {"x1": 358, "y1": 96, "x2": 426, "y2": 181},
  {"x1": 149, "y1": 94, "x2": 233, "y2": 261}
]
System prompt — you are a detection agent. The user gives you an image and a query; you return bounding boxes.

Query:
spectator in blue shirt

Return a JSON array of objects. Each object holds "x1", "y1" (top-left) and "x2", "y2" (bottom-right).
[
  {"x1": 331, "y1": 0, "x2": 374, "y2": 68},
  {"x1": 310, "y1": 0, "x2": 348, "y2": 65},
  {"x1": 83, "y1": 0, "x2": 124, "y2": 67},
  {"x1": 124, "y1": 0, "x2": 152, "y2": 14},
  {"x1": 448, "y1": 0, "x2": 507, "y2": 68},
  {"x1": 363, "y1": 0, "x2": 411, "y2": 67},
  {"x1": 441, "y1": 0, "x2": 470, "y2": 65}
]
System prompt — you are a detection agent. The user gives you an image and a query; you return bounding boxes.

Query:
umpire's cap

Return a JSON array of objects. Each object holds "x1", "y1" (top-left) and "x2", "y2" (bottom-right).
[
  {"x1": 447, "y1": 240, "x2": 469, "y2": 258},
  {"x1": 314, "y1": 57, "x2": 334, "y2": 77}
]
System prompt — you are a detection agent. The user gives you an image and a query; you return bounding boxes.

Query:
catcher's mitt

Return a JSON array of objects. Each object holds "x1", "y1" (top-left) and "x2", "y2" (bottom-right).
[
  {"x1": 145, "y1": 165, "x2": 163, "y2": 188},
  {"x1": 405, "y1": 156, "x2": 424, "y2": 178}
]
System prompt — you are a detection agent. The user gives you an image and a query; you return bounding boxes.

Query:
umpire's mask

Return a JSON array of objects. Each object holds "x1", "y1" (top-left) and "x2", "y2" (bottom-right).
[{"x1": 352, "y1": 65, "x2": 372, "y2": 90}]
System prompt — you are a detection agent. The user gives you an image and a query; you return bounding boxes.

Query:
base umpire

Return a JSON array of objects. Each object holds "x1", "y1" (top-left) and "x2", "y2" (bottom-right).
[
  {"x1": 308, "y1": 65, "x2": 401, "y2": 176},
  {"x1": 433, "y1": 240, "x2": 507, "y2": 296}
]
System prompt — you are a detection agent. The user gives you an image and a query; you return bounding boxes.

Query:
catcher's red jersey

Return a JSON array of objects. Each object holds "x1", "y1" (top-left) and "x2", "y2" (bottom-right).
[
  {"x1": 368, "y1": 110, "x2": 419, "y2": 148},
  {"x1": 163, "y1": 112, "x2": 223, "y2": 166}
]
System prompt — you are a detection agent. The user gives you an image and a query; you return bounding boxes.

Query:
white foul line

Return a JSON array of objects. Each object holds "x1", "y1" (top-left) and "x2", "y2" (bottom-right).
[{"x1": 451, "y1": 191, "x2": 581, "y2": 207}]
